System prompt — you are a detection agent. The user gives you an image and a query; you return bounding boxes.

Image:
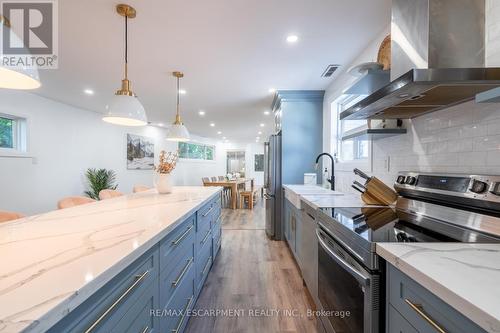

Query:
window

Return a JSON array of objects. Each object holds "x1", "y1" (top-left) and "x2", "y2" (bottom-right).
[
  {"x1": 0, "y1": 114, "x2": 27, "y2": 153},
  {"x1": 332, "y1": 95, "x2": 369, "y2": 161},
  {"x1": 0, "y1": 117, "x2": 13, "y2": 148},
  {"x1": 227, "y1": 151, "x2": 245, "y2": 177},
  {"x1": 178, "y1": 142, "x2": 215, "y2": 160}
]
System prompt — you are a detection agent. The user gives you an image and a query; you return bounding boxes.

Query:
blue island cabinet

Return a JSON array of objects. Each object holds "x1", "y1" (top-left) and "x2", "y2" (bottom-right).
[
  {"x1": 47, "y1": 195, "x2": 222, "y2": 333},
  {"x1": 386, "y1": 264, "x2": 486, "y2": 333}
]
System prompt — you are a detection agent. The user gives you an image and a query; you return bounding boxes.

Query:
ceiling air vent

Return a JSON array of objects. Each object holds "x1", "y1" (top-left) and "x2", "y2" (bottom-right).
[{"x1": 322, "y1": 65, "x2": 340, "y2": 78}]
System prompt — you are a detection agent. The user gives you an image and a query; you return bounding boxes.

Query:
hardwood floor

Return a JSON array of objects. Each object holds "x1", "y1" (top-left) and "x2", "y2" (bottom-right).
[{"x1": 186, "y1": 201, "x2": 318, "y2": 333}]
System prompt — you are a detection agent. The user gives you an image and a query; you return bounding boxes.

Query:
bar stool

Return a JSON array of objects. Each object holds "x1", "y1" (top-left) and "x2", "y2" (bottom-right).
[
  {"x1": 0, "y1": 210, "x2": 25, "y2": 223},
  {"x1": 57, "y1": 196, "x2": 96, "y2": 209},
  {"x1": 133, "y1": 185, "x2": 150, "y2": 193},
  {"x1": 202, "y1": 177, "x2": 210, "y2": 184},
  {"x1": 99, "y1": 189, "x2": 124, "y2": 200}
]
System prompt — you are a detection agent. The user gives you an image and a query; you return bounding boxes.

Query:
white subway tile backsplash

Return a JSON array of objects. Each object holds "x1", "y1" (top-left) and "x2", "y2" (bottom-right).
[
  {"x1": 458, "y1": 151, "x2": 488, "y2": 167},
  {"x1": 487, "y1": 151, "x2": 500, "y2": 166},
  {"x1": 487, "y1": 119, "x2": 500, "y2": 136},
  {"x1": 473, "y1": 135, "x2": 500, "y2": 151}
]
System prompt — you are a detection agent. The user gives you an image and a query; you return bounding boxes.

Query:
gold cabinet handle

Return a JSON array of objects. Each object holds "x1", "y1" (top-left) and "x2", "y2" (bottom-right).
[
  {"x1": 171, "y1": 257, "x2": 193, "y2": 287},
  {"x1": 171, "y1": 296, "x2": 194, "y2": 333},
  {"x1": 140, "y1": 326, "x2": 149, "y2": 333},
  {"x1": 202, "y1": 206, "x2": 214, "y2": 217},
  {"x1": 201, "y1": 256, "x2": 212, "y2": 276},
  {"x1": 200, "y1": 229, "x2": 211, "y2": 245},
  {"x1": 85, "y1": 270, "x2": 150, "y2": 333},
  {"x1": 172, "y1": 225, "x2": 193, "y2": 246},
  {"x1": 404, "y1": 298, "x2": 447, "y2": 333}
]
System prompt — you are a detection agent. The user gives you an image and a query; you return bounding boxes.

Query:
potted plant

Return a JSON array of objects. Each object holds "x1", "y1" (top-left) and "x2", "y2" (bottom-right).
[
  {"x1": 84, "y1": 168, "x2": 118, "y2": 200},
  {"x1": 154, "y1": 151, "x2": 178, "y2": 194}
]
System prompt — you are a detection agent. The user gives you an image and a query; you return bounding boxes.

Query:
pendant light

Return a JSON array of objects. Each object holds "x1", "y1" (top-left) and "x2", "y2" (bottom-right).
[
  {"x1": 0, "y1": 15, "x2": 41, "y2": 90},
  {"x1": 102, "y1": 4, "x2": 147, "y2": 127},
  {"x1": 166, "y1": 71, "x2": 190, "y2": 141}
]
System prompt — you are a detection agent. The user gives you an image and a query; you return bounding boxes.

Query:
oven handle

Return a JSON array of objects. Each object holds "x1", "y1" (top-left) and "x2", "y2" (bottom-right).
[{"x1": 316, "y1": 229, "x2": 370, "y2": 285}]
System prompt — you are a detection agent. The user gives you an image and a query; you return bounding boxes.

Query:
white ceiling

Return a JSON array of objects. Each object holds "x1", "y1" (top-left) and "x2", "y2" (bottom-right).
[{"x1": 35, "y1": 0, "x2": 390, "y2": 142}]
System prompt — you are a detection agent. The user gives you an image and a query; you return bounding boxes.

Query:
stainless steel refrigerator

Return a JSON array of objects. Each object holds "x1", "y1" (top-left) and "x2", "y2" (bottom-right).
[{"x1": 264, "y1": 134, "x2": 282, "y2": 240}]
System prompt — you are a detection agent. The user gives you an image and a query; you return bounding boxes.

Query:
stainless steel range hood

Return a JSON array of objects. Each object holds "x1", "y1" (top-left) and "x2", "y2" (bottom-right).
[{"x1": 341, "y1": 0, "x2": 500, "y2": 120}]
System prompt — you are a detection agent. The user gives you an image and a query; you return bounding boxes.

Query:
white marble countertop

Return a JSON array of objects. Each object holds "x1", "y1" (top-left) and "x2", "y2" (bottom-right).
[
  {"x1": 0, "y1": 186, "x2": 221, "y2": 333},
  {"x1": 377, "y1": 243, "x2": 500, "y2": 333},
  {"x1": 282, "y1": 184, "x2": 343, "y2": 196},
  {"x1": 300, "y1": 193, "x2": 380, "y2": 208}
]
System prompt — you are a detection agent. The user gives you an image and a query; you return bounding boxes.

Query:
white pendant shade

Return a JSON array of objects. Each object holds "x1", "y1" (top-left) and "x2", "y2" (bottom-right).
[
  {"x1": 0, "y1": 23, "x2": 41, "y2": 90},
  {"x1": 166, "y1": 123, "x2": 190, "y2": 142},
  {"x1": 103, "y1": 94, "x2": 148, "y2": 126}
]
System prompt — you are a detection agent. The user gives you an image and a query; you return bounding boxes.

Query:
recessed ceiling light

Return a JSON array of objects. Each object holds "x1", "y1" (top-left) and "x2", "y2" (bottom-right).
[
  {"x1": 158, "y1": 123, "x2": 164, "y2": 127},
  {"x1": 260, "y1": 123, "x2": 265, "y2": 127},
  {"x1": 84, "y1": 89, "x2": 94, "y2": 95},
  {"x1": 286, "y1": 35, "x2": 299, "y2": 43},
  {"x1": 264, "y1": 111, "x2": 270, "y2": 115},
  {"x1": 217, "y1": 131, "x2": 222, "y2": 135},
  {"x1": 258, "y1": 131, "x2": 262, "y2": 135},
  {"x1": 198, "y1": 110, "x2": 205, "y2": 116},
  {"x1": 268, "y1": 88, "x2": 276, "y2": 93},
  {"x1": 222, "y1": 136, "x2": 227, "y2": 139},
  {"x1": 179, "y1": 89, "x2": 187, "y2": 95}
]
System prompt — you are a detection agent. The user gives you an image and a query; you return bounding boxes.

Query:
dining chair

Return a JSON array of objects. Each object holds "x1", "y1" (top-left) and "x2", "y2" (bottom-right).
[
  {"x1": 99, "y1": 189, "x2": 124, "y2": 200},
  {"x1": 202, "y1": 177, "x2": 211, "y2": 184},
  {"x1": 239, "y1": 182, "x2": 258, "y2": 209},
  {"x1": 0, "y1": 210, "x2": 25, "y2": 223},
  {"x1": 133, "y1": 185, "x2": 151, "y2": 193},
  {"x1": 218, "y1": 176, "x2": 225, "y2": 181},
  {"x1": 57, "y1": 196, "x2": 96, "y2": 209},
  {"x1": 211, "y1": 176, "x2": 218, "y2": 182}
]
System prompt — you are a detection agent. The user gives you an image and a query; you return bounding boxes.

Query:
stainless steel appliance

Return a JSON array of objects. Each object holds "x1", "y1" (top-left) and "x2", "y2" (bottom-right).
[
  {"x1": 264, "y1": 134, "x2": 282, "y2": 239},
  {"x1": 341, "y1": 0, "x2": 500, "y2": 121},
  {"x1": 316, "y1": 172, "x2": 500, "y2": 333}
]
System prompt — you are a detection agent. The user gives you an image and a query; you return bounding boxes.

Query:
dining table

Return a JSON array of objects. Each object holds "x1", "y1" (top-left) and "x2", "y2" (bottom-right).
[{"x1": 203, "y1": 178, "x2": 254, "y2": 209}]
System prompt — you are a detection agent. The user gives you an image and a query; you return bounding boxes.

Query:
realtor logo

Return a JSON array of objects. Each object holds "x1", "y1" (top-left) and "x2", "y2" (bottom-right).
[{"x1": 1, "y1": 0, "x2": 58, "y2": 69}]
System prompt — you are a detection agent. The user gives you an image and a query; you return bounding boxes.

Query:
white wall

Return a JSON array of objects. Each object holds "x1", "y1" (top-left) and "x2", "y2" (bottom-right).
[
  {"x1": 325, "y1": 1, "x2": 500, "y2": 194},
  {"x1": 0, "y1": 90, "x2": 227, "y2": 215}
]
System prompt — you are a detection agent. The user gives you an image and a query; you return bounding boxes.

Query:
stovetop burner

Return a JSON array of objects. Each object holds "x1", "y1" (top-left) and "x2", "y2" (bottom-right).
[{"x1": 318, "y1": 206, "x2": 457, "y2": 243}]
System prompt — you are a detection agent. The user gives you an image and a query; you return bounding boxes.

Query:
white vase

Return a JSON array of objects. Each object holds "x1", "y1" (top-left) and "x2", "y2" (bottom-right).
[{"x1": 155, "y1": 173, "x2": 172, "y2": 194}]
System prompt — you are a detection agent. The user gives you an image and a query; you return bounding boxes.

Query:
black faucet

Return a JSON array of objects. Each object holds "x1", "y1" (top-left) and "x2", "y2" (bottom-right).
[{"x1": 315, "y1": 152, "x2": 336, "y2": 191}]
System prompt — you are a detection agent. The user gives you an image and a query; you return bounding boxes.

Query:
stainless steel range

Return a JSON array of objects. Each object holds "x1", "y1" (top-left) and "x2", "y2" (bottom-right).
[{"x1": 316, "y1": 172, "x2": 500, "y2": 333}]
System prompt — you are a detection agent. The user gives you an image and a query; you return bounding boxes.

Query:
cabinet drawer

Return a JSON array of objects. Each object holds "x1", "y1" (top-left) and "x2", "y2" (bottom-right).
[
  {"x1": 213, "y1": 231, "x2": 221, "y2": 259},
  {"x1": 387, "y1": 304, "x2": 418, "y2": 333},
  {"x1": 48, "y1": 248, "x2": 158, "y2": 333},
  {"x1": 388, "y1": 264, "x2": 485, "y2": 333},
  {"x1": 160, "y1": 216, "x2": 195, "y2": 273},
  {"x1": 160, "y1": 263, "x2": 195, "y2": 333},
  {"x1": 196, "y1": 239, "x2": 213, "y2": 292},
  {"x1": 196, "y1": 199, "x2": 216, "y2": 232},
  {"x1": 196, "y1": 226, "x2": 212, "y2": 254},
  {"x1": 160, "y1": 252, "x2": 195, "y2": 309},
  {"x1": 111, "y1": 282, "x2": 159, "y2": 333}
]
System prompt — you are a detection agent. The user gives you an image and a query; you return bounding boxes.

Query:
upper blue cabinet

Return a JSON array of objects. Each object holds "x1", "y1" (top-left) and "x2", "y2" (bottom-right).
[{"x1": 272, "y1": 90, "x2": 324, "y2": 185}]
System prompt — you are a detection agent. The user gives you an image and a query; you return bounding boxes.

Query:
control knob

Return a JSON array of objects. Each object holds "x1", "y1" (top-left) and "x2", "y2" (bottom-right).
[
  {"x1": 396, "y1": 176, "x2": 406, "y2": 184},
  {"x1": 470, "y1": 180, "x2": 488, "y2": 194},
  {"x1": 405, "y1": 176, "x2": 417, "y2": 185}
]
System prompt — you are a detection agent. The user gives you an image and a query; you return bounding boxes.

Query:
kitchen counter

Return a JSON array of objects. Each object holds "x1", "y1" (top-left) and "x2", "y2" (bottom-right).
[
  {"x1": 377, "y1": 243, "x2": 500, "y2": 333},
  {"x1": 0, "y1": 186, "x2": 221, "y2": 333},
  {"x1": 300, "y1": 193, "x2": 378, "y2": 208}
]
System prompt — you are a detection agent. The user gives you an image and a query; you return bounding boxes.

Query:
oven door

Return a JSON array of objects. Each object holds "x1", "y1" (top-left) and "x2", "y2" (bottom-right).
[{"x1": 317, "y1": 227, "x2": 379, "y2": 333}]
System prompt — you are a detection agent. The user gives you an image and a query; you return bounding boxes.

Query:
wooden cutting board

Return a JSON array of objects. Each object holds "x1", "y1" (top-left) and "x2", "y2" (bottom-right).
[{"x1": 377, "y1": 35, "x2": 391, "y2": 70}]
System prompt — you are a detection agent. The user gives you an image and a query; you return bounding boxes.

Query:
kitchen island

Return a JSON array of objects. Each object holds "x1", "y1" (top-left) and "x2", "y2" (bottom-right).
[{"x1": 0, "y1": 186, "x2": 222, "y2": 333}]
